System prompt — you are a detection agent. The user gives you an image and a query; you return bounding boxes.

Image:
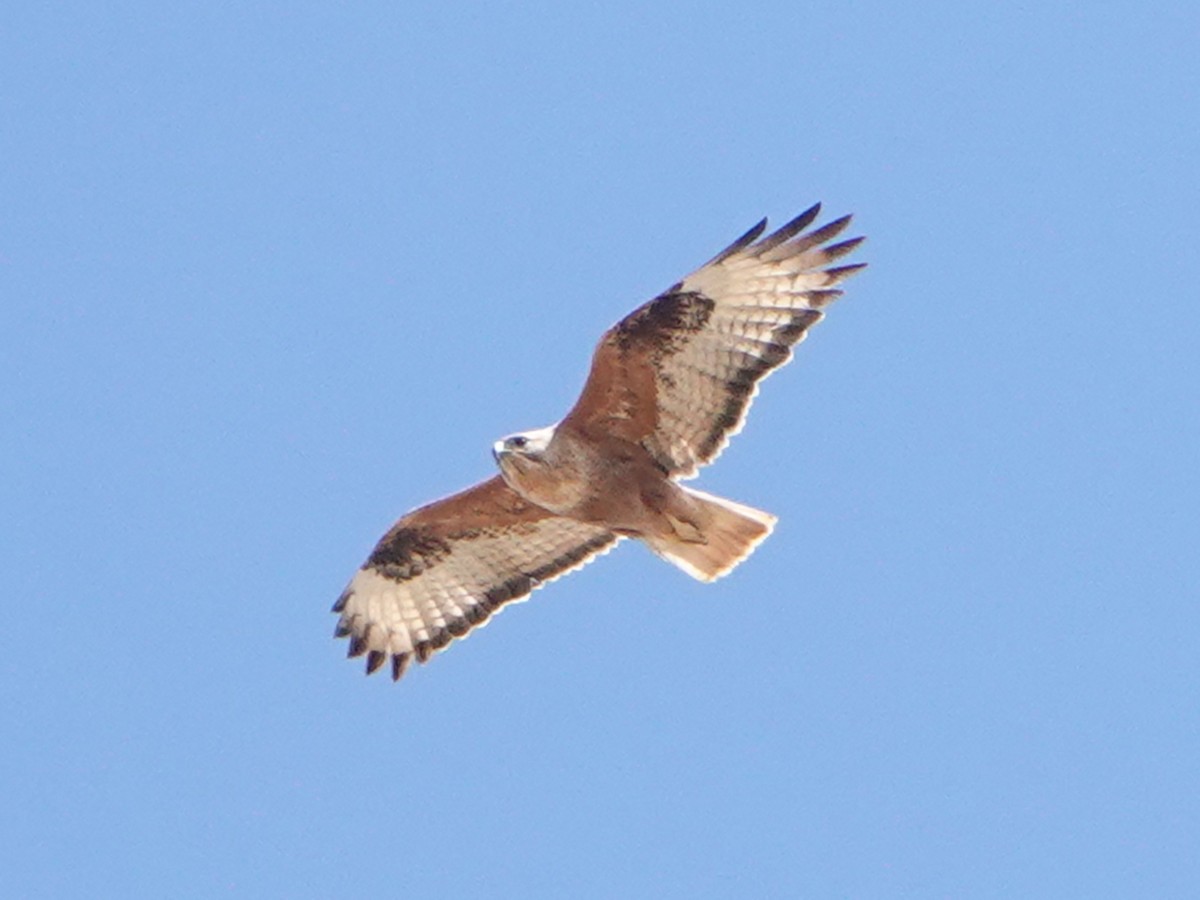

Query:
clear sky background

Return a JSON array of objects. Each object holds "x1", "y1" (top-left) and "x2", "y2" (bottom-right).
[{"x1": 3, "y1": 3, "x2": 1198, "y2": 897}]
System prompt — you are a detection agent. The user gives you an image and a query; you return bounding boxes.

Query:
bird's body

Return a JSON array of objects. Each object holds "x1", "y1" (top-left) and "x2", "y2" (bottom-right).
[
  {"x1": 495, "y1": 423, "x2": 775, "y2": 579},
  {"x1": 495, "y1": 424, "x2": 667, "y2": 531},
  {"x1": 334, "y1": 204, "x2": 865, "y2": 680}
]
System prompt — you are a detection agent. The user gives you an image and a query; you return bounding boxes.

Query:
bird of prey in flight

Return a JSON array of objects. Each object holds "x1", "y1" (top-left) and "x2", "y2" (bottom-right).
[{"x1": 333, "y1": 203, "x2": 865, "y2": 681}]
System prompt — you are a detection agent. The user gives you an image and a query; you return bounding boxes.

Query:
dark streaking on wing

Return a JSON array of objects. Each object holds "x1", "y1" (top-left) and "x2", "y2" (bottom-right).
[{"x1": 334, "y1": 204, "x2": 865, "y2": 681}]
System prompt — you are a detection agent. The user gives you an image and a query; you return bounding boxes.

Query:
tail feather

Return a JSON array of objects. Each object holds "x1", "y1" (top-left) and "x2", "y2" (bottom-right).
[{"x1": 647, "y1": 487, "x2": 777, "y2": 582}]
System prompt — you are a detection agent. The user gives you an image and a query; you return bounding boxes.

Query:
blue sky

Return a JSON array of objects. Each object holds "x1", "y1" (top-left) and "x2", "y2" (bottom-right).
[{"x1": 3, "y1": 2, "x2": 1198, "y2": 897}]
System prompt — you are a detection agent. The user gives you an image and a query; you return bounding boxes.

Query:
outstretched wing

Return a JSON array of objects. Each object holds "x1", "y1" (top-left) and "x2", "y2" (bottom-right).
[
  {"x1": 333, "y1": 476, "x2": 619, "y2": 680},
  {"x1": 560, "y1": 204, "x2": 865, "y2": 478}
]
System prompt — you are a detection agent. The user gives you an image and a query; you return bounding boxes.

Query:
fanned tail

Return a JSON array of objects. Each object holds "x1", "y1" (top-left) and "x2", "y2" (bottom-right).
[{"x1": 646, "y1": 487, "x2": 776, "y2": 582}]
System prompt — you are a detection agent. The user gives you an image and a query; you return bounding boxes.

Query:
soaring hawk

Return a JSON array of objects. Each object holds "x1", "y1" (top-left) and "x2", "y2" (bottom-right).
[{"x1": 334, "y1": 204, "x2": 865, "y2": 680}]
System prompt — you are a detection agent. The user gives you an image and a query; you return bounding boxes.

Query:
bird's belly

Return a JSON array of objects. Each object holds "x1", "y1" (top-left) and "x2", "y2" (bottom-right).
[
  {"x1": 500, "y1": 456, "x2": 653, "y2": 532},
  {"x1": 498, "y1": 460, "x2": 591, "y2": 517},
  {"x1": 564, "y1": 463, "x2": 666, "y2": 533}
]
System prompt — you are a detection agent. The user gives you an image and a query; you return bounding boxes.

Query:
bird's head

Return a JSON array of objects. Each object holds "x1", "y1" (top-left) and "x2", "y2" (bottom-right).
[{"x1": 492, "y1": 426, "x2": 554, "y2": 472}]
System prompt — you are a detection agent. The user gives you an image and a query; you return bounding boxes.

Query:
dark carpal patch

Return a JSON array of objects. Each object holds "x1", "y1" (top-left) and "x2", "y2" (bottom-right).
[
  {"x1": 615, "y1": 289, "x2": 714, "y2": 353},
  {"x1": 367, "y1": 526, "x2": 452, "y2": 580}
]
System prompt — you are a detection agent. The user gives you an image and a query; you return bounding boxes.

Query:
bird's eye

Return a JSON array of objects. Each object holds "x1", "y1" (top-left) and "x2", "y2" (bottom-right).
[{"x1": 509, "y1": 436, "x2": 528, "y2": 449}]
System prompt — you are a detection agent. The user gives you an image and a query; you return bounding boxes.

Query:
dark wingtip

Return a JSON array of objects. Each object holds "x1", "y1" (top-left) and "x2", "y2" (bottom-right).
[
  {"x1": 742, "y1": 217, "x2": 770, "y2": 243},
  {"x1": 823, "y1": 236, "x2": 866, "y2": 262},
  {"x1": 333, "y1": 619, "x2": 352, "y2": 638},
  {"x1": 824, "y1": 262, "x2": 868, "y2": 283},
  {"x1": 331, "y1": 590, "x2": 350, "y2": 613},
  {"x1": 391, "y1": 653, "x2": 410, "y2": 682},
  {"x1": 814, "y1": 214, "x2": 854, "y2": 241},
  {"x1": 755, "y1": 203, "x2": 822, "y2": 252},
  {"x1": 365, "y1": 650, "x2": 387, "y2": 675},
  {"x1": 711, "y1": 217, "x2": 769, "y2": 264},
  {"x1": 347, "y1": 634, "x2": 368, "y2": 658}
]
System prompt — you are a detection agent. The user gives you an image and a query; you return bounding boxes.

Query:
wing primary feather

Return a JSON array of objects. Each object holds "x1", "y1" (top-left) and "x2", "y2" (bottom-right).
[
  {"x1": 710, "y1": 217, "x2": 768, "y2": 264},
  {"x1": 823, "y1": 262, "x2": 868, "y2": 284},
  {"x1": 414, "y1": 641, "x2": 435, "y2": 664},
  {"x1": 391, "y1": 653, "x2": 411, "y2": 681},
  {"x1": 753, "y1": 203, "x2": 822, "y2": 252},
  {"x1": 785, "y1": 214, "x2": 853, "y2": 255},
  {"x1": 366, "y1": 650, "x2": 386, "y2": 675},
  {"x1": 804, "y1": 289, "x2": 844, "y2": 308},
  {"x1": 821, "y1": 236, "x2": 866, "y2": 262}
]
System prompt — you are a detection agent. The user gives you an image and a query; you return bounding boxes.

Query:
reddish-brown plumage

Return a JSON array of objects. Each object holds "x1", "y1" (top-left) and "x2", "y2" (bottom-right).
[{"x1": 334, "y1": 204, "x2": 866, "y2": 680}]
